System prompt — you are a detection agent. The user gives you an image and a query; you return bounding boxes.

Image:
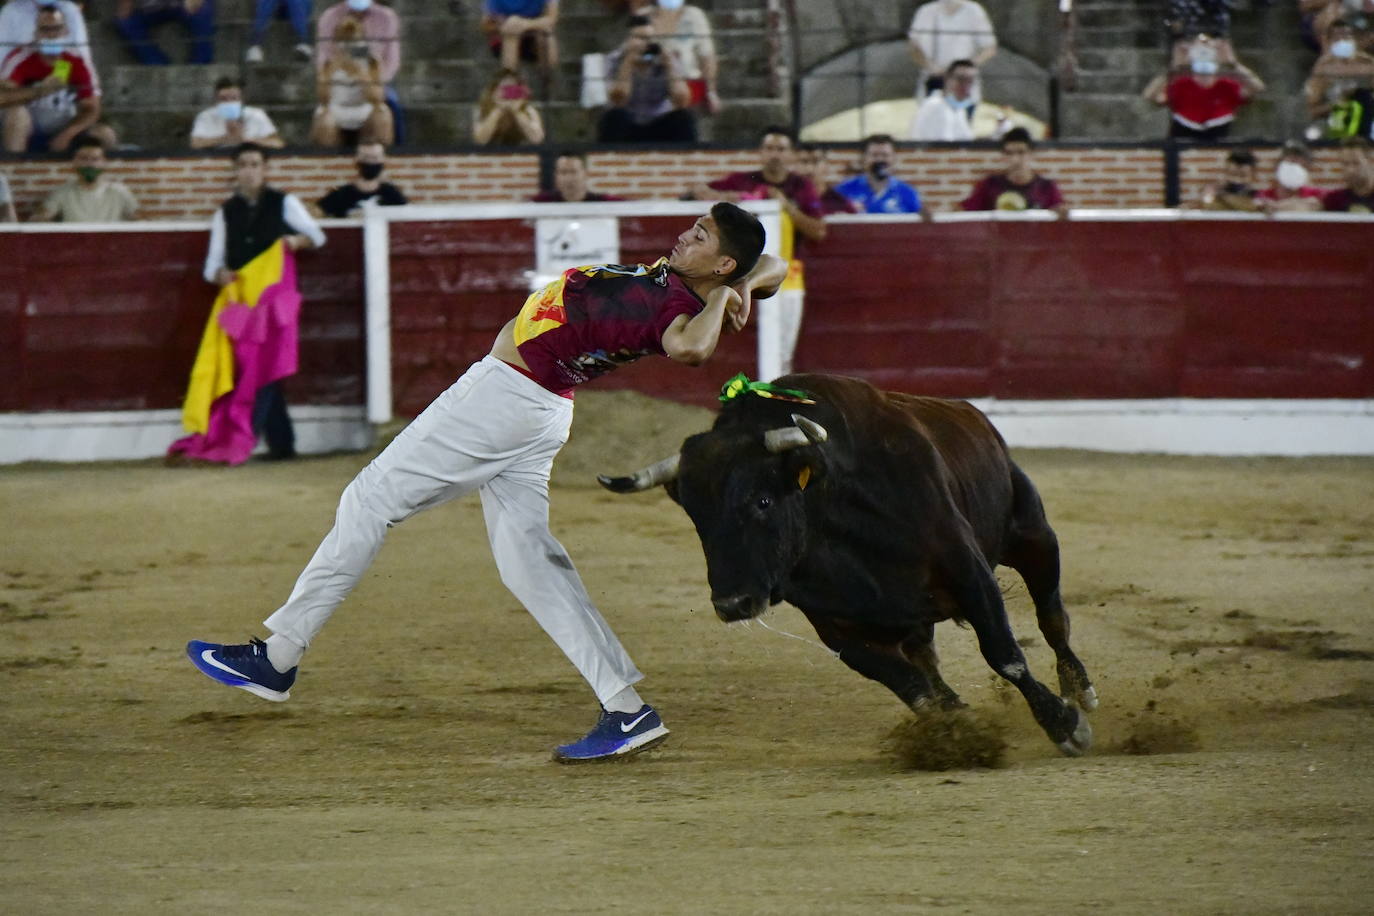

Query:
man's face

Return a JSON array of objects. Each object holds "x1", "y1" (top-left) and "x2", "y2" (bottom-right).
[
  {"x1": 35, "y1": 11, "x2": 67, "y2": 48},
  {"x1": 215, "y1": 86, "x2": 243, "y2": 104},
  {"x1": 1002, "y1": 141, "x2": 1032, "y2": 172},
  {"x1": 356, "y1": 142, "x2": 385, "y2": 167},
  {"x1": 234, "y1": 151, "x2": 267, "y2": 193},
  {"x1": 1224, "y1": 161, "x2": 1255, "y2": 186},
  {"x1": 669, "y1": 215, "x2": 731, "y2": 279},
  {"x1": 72, "y1": 144, "x2": 105, "y2": 174},
  {"x1": 759, "y1": 132, "x2": 793, "y2": 173},
  {"x1": 863, "y1": 142, "x2": 895, "y2": 173},
  {"x1": 1342, "y1": 147, "x2": 1374, "y2": 187},
  {"x1": 554, "y1": 156, "x2": 587, "y2": 199},
  {"x1": 947, "y1": 66, "x2": 978, "y2": 101},
  {"x1": 793, "y1": 148, "x2": 820, "y2": 180}
]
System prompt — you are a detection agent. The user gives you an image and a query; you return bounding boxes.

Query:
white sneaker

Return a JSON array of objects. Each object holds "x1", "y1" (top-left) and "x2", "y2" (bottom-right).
[
  {"x1": 293, "y1": 42, "x2": 312, "y2": 61},
  {"x1": 245, "y1": 45, "x2": 263, "y2": 63}
]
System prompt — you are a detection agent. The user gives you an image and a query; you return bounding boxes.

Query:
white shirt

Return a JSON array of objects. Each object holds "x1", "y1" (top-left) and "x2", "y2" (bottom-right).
[
  {"x1": 908, "y1": 0, "x2": 996, "y2": 73},
  {"x1": 909, "y1": 90, "x2": 976, "y2": 141},
  {"x1": 656, "y1": 5, "x2": 715, "y2": 81},
  {"x1": 0, "y1": 0, "x2": 98, "y2": 92},
  {"x1": 203, "y1": 192, "x2": 326, "y2": 283},
  {"x1": 190, "y1": 104, "x2": 280, "y2": 145}
]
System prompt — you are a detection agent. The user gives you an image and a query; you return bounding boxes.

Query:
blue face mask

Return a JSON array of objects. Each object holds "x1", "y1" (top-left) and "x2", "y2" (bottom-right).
[
  {"x1": 39, "y1": 41, "x2": 65, "y2": 57},
  {"x1": 947, "y1": 93, "x2": 976, "y2": 111},
  {"x1": 217, "y1": 101, "x2": 243, "y2": 121},
  {"x1": 347, "y1": 0, "x2": 372, "y2": 11}
]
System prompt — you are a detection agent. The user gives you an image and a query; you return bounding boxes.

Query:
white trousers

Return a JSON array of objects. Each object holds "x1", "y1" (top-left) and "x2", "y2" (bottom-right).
[{"x1": 263, "y1": 356, "x2": 644, "y2": 704}]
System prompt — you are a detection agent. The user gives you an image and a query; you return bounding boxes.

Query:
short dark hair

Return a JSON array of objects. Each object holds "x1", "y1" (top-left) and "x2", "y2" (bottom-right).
[
  {"x1": 1001, "y1": 127, "x2": 1034, "y2": 149},
  {"x1": 628, "y1": 13, "x2": 651, "y2": 27},
  {"x1": 1227, "y1": 148, "x2": 1257, "y2": 168},
  {"x1": 861, "y1": 133, "x2": 896, "y2": 152},
  {"x1": 555, "y1": 150, "x2": 588, "y2": 164},
  {"x1": 70, "y1": 135, "x2": 103, "y2": 157},
  {"x1": 213, "y1": 76, "x2": 242, "y2": 93},
  {"x1": 946, "y1": 58, "x2": 977, "y2": 75},
  {"x1": 232, "y1": 141, "x2": 268, "y2": 162},
  {"x1": 710, "y1": 202, "x2": 765, "y2": 283},
  {"x1": 759, "y1": 125, "x2": 795, "y2": 145}
]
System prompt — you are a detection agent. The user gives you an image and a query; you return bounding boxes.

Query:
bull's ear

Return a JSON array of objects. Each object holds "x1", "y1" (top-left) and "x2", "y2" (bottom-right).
[{"x1": 781, "y1": 450, "x2": 827, "y2": 492}]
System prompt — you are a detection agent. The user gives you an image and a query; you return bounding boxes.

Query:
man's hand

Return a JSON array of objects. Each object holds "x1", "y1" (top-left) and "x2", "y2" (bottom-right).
[
  {"x1": 721, "y1": 285, "x2": 747, "y2": 333},
  {"x1": 500, "y1": 15, "x2": 529, "y2": 37},
  {"x1": 34, "y1": 74, "x2": 64, "y2": 97},
  {"x1": 215, "y1": 268, "x2": 237, "y2": 287},
  {"x1": 284, "y1": 234, "x2": 312, "y2": 251},
  {"x1": 48, "y1": 129, "x2": 76, "y2": 152}
]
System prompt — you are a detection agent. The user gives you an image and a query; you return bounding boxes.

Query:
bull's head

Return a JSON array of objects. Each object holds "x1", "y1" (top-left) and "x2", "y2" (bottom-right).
[{"x1": 599, "y1": 414, "x2": 829, "y2": 622}]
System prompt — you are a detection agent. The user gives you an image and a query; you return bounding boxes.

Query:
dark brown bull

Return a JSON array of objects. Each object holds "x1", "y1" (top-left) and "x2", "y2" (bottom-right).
[{"x1": 599, "y1": 373, "x2": 1097, "y2": 756}]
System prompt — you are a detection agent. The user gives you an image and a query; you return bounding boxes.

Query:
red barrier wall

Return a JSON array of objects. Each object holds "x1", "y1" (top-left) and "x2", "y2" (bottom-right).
[{"x1": 3, "y1": 219, "x2": 1371, "y2": 417}]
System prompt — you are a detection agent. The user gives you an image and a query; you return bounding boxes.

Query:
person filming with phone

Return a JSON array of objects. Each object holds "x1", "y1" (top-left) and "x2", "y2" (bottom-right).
[
  {"x1": 597, "y1": 13, "x2": 696, "y2": 143},
  {"x1": 473, "y1": 67, "x2": 544, "y2": 145},
  {"x1": 0, "y1": 6, "x2": 116, "y2": 153}
]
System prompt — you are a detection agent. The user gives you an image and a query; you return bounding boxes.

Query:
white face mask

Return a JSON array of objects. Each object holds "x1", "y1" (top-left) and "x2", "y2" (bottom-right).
[
  {"x1": 1191, "y1": 60, "x2": 1219, "y2": 76},
  {"x1": 1330, "y1": 39, "x2": 1356, "y2": 59},
  {"x1": 1276, "y1": 161, "x2": 1309, "y2": 190},
  {"x1": 347, "y1": 0, "x2": 372, "y2": 11},
  {"x1": 658, "y1": 0, "x2": 686, "y2": 9}
]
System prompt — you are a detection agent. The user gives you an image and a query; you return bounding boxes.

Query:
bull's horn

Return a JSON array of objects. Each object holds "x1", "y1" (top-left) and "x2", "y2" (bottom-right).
[
  {"x1": 763, "y1": 414, "x2": 829, "y2": 453},
  {"x1": 597, "y1": 454, "x2": 680, "y2": 493}
]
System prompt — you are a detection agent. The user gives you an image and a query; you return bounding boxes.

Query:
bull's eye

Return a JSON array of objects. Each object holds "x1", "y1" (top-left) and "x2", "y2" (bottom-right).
[{"x1": 755, "y1": 496, "x2": 773, "y2": 511}]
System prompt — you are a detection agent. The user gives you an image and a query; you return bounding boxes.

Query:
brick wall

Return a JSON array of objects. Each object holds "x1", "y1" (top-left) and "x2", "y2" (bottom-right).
[{"x1": 1, "y1": 145, "x2": 1351, "y2": 221}]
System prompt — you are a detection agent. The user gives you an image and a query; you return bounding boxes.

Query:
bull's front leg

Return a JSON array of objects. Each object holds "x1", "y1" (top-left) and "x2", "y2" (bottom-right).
[
  {"x1": 802, "y1": 614, "x2": 939, "y2": 711},
  {"x1": 936, "y1": 543, "x2": 1092, "y2": 757}
]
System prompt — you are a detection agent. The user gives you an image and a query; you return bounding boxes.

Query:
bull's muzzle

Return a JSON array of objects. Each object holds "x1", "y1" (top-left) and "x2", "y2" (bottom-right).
[{"x1": 712, "y1": 593, "x2": 765, "y2": 622}]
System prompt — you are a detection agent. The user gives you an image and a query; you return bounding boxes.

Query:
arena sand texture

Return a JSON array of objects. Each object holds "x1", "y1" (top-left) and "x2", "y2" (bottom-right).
[{"x1": 2, "y1": 390, "x2": 1372, "y2": 915}]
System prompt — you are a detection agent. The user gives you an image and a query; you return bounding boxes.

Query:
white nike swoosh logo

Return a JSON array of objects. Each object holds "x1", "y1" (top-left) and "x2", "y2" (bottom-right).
[
  {"x1": 201, "y1": 649, "x2": 249, "y2": 680},
  {"x1": 620, "y1": 710, "x2": 653, "y2": 733}
]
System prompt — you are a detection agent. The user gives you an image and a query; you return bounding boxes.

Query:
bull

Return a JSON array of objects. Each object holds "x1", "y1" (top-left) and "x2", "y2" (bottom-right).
[{"x1": 599, "y1": 373, "x2": 1097, "y2": 756}]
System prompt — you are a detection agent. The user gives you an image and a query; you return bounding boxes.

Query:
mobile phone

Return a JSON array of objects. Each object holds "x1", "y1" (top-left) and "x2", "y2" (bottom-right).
[
  {"x1": 51, "y1": 59, "x2": 71, "y2": 84},
  {"x1": 498, "y1": 83, "x2": 528, "y2": 101}
]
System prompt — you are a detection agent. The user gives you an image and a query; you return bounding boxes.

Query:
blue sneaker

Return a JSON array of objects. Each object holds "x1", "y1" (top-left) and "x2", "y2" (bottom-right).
[
  {"x1": 187, "y1": 637, "x2": 296, "y2": 702},
  {"x1": 553, "y1": 705, "x2": 669, "y2": 763}
]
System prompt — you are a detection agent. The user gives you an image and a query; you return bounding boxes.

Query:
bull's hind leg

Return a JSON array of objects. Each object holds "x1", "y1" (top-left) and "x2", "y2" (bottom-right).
[
  {"x1": 899, "y1": 625, "x2": 964, "y2": 709},
  {"x1": 1001, "y1": 464, "x2": 1098, "y2": 711},
  {"x1": 939, "y1": 539, "x2": 1091, "y2": 756},
  {"x1": 804, "y1": 615, "x2": 940, "y2": 711}
]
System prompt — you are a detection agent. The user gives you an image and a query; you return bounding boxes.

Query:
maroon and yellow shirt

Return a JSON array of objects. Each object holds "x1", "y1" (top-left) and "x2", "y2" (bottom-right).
[{"x1": 513, "y1": 258, "x2": 705, "y2": 394}]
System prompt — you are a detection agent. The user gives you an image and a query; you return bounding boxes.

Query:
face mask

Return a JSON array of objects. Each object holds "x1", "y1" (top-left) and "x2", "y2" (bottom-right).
[
  {"x1": 217, "y1": 101, "x2": 243, "y2": 121},
  {"x1": 76, "y1": 166, "x2": 102, "y2": 183},
  {"x1": 357, "y1": 161, "x2": 384, "y2": 180},
  {"x1": 39, "y1": 41, "x2": 64, "y2": 57},
  {"x1": 947, "y1": 93, "x2": 975, "y2": 110},
  {"x1": 658, "y1": 0, "x2": 685, "y2": 9},
  {"x1": 1277, "y1": 161, "x2": 1309, "y2": 190},
  {"x1": 347, "y1": 0, "x2": 372, "y2": 11},
  {"x1": 1330, "y1": 39, "x2": 1356, "y2": 59},
  {"x1": 868, "y1": 162, "x2": 890, "y2": 181},
  {"x1": 1191, "y1": 60, "x2": 1219, "y2": 76}
]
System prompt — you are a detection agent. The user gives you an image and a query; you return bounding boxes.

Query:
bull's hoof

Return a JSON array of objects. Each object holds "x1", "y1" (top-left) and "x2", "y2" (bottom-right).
[
  {"x1": 1076, "y1": 684, "x2": 1100, "y2": 712},
  {"x1": 1054, "y1": 706, "x2": 1093, "y2": 757}
]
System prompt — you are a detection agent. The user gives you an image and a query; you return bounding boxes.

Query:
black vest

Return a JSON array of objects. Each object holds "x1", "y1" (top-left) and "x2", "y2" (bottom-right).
[{"x1": 222, "y1": 187, "x2": 288, "y2": 271}]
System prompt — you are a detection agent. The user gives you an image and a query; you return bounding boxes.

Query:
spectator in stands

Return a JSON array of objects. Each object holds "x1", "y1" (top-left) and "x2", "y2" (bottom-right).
[
  {"x1": 246, "y1": 0, "x2": 312, "y2": 64},
  {"x1": 1311, "y1": 1, "x2": 1374, "y2": 53},
  {"x1": 473, "y1": 67, "x2": 544, "y2": 145},
  {"x1": 316, "y1": 140, "x2": 407, "y2": 216},
  {"x1": 29, "y1": 135, "x2": 138, "y2": 221},
  {"x1": 1193, "y1": 147, "x2": 1260, "y2": 211},
  {"x1": 1304, "y1": 18, "x2": 1374, "y2": 125},
  {"x1": 648, "y1": 0, "x2": 719, "y2": 115},
  {"x1": 0, "y1": 169, "x2": 17, "y2": 220},
  {"x1": 1256, "y1": 140, "x2": 1324, "y2": 213},
  {"x1": 1323, "y1": 136, "x2": 1374, "y2": 210},
  {"x1": 598, "y1": 13, "x2": 696, "y2": 143},
  {"x1": 316, "y1": 0, "x2": 402, "y2": 142},
  {"x1": 482, "y1": 0, "x2": 559, "y2": 77},
  {"x1": 793, "y1": 143, "x2": 857, "y2": 215},
  {"x1": 531, "y1": 151, "x2": 625, "y2": 201},
  {"x1": 0, "y1": 0, "x2": 98, "y2": 93},
  {"x1": 0, "y1": 6, "x2": 115, "y2": 152},
  {"x1": 909, "y1": 58, "x2": 980, "y2": 141},
  {"x1": 833, "y1": 134, "x2": 924, "y2": 214},
  {"x1": 689, "y1": 124, "x2": 825, "y2": 376},
  {"x1": 200, "y1": 142, "x2": 327, "y2": 461},
  {"x1": 961, "y1": 127, "x2": 1067, "y2": 217},
  {"x1": 113, "y1": 0, "x2": 214, "y2": 66},
  {"x1": 1142, "y1": 34, "x2": 1265, "y2": 140},
  {"x1": 311, "y1": 15, "x2": 392, "y2": 147},
  {"x1": 907, "y1": 0, "x2": 996, "y2": 96},
  {"x1": 190, "y1": 75, "x2": 283, "y2": 149}
]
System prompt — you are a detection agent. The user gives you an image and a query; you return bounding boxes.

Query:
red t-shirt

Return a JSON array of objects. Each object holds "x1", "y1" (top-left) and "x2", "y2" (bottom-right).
[
  {"x1": 1166, "y1": 76, "x2": 1244, "y2": 130},
  {"x1": 961, "y1": 173, "x2": 1064, "y2": 211},
  {"x1": 512, "y1": 257, "x2": 704, "y2": 393},
  {"x1": 1322, "y1": 187, "x2": 1374, "y2": 212},
  {"x1": 1255, "y1": 186, "x2": 1324, "y2": 201},
  {"x1": 0, "y1": 49, "x2": 94, "y2": 130},
  {"x1": 707, "y1": 170, "x2": 823, "y2": 218}
]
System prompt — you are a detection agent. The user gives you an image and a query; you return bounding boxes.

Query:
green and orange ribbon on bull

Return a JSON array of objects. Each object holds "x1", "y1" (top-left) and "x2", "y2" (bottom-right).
[{"x1": 718, "y1": 373, "x2": 816, "y2": 405}]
